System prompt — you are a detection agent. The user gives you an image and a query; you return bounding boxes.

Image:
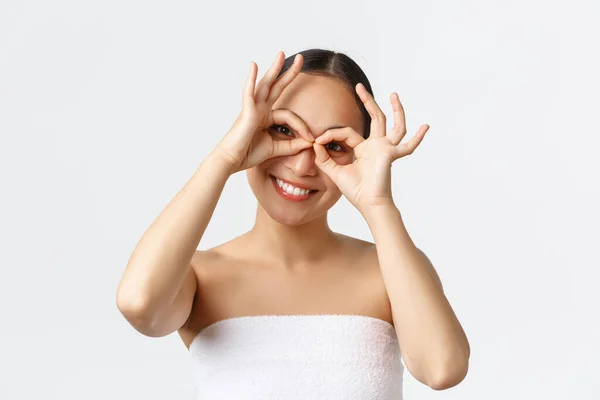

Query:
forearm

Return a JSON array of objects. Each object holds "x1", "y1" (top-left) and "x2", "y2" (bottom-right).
[
  {"x1": 116, "y1": 150, "x2": 234, "y2": 314},
  {"x1": 364, "y1": 205, "x2": 469, "y2": 388}
]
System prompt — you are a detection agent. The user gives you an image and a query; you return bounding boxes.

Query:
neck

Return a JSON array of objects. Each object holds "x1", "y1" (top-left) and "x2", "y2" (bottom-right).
[{"x1": 245, "y1": 204, "x2": 341, "y2": 269}]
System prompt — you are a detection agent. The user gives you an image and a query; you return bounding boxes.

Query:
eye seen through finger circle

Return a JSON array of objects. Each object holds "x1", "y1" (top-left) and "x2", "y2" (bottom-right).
[
  {"x1": 268, "y1": 124, "x2": 294, "y2": 137},
  {"x1": 269, "y1": 124, "x2": 346, "y2": 153},
  {"x1": 323, "y1": 142, "x2": 345, "y2": 152}
]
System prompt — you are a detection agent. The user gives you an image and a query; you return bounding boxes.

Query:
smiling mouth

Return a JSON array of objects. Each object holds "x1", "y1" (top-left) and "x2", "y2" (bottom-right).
[{"x1": 270, "y1": 175, "x2": 318, "y2": 196}]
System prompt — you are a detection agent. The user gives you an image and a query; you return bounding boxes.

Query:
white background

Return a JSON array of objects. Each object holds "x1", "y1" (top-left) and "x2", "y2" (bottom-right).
[{"x1": 1, "y1": 0, "x2": 599, "y2": 399}]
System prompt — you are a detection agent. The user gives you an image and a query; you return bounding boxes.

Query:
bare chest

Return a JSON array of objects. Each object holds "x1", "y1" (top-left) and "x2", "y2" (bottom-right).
[{"x1": 178, "y1": 251, "x2": 392, "y2": 348}]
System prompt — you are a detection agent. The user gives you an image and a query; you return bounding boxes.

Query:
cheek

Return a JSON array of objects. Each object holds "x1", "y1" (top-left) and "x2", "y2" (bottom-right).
[
  {"x1": 319, "y1": 173, "x2": 340, "y2": 193},
  {"x1": 246, "y1": 159, "x2": 281, "y2": 196},
  {"x1": 247, "y1": 159, "x2": 275, "y2": 179},
  {"x1": 332, "y1": 153, "x2": 354, "y2": 166},
  {"x1": 245, "y1": 167, "x2": 258, "y2": 189},
  {"x1": 246, "y1": 165, "x2": 267, "y2": 187},
  {"x1": 258, "y1": 157, "x2": 277, "y2": 169}
]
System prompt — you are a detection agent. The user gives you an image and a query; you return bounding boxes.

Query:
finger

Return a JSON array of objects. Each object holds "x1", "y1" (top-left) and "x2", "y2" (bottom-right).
[
  {"x1": 270, "y1": 109, "x2": 313, "y2": 142},
  {"x1": 272, "y1": 136, "x2": 314, "y2": 157},
  {"x1": 314, "y1": 126, "x2": 365, "y2": 149},
  {"x1": 393, "y1": 124, "x2": 430, "y2": 159},
  {"x1": 355, "y1": 83, "x2": 386, "y2": 138},
  {"x1": 388, "y1": 92, "x2": 407, "y2": 146},
  {"x1": 312, "y1": 142, "x2": 340, "y2": 177},
  {"x1": 255, "y1": 51, "x2": 285, "y2": 103},
  {"x1": 242, "y1": 62, "x2": 258, "y2": 108},
  {"x1": 266, "y1": 53, "x2": 303, "y2": 104}
]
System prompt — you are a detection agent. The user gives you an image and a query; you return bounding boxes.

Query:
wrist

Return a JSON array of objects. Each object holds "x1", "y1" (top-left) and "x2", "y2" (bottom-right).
[
  {"x1": 206, "y1": 148, "x2": 238, "y2": 176},
  {"x1": 362, "y1": 202, "x2": 400, "y2": 224}
]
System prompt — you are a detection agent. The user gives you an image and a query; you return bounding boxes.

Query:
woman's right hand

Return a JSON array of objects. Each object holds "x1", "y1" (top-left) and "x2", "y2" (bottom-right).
[{"x1": 213, "y1": 51, "x2": 314, "y2": 174}]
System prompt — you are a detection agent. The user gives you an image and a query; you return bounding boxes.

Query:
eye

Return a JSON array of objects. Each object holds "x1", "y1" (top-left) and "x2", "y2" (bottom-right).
[
  {"x1": 324, "y1": 142, "x2": 345, "y2": 152},
  {"x1": 269, "y1": 124, "x2": 294, "y2": 137}
]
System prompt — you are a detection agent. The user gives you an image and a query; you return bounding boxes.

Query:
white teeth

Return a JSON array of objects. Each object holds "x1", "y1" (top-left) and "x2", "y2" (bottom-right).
[{"x1": 274, "y1": 177, "x2": 313, "y2": 196}]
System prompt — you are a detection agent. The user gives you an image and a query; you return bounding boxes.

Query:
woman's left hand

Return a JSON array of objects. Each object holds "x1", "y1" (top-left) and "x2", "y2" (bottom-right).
[{"x1": 312, "y1": 83, "x2": 430, "y2": 216}]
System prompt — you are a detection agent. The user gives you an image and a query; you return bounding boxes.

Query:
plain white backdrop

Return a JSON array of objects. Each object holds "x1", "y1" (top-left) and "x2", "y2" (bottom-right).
[{"x1": 1, "y1": 0, "x2": 599, "y2": 398}]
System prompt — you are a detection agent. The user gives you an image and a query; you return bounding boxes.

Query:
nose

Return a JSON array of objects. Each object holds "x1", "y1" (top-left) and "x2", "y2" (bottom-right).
[{"x1": 283, "y1": 146, "x2": 318, "y2": 177}]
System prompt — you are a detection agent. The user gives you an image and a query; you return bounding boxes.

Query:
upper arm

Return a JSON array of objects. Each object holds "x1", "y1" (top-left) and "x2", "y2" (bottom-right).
[{"x1": 163, "y1": 264, "x2": 198, "y2": 333}]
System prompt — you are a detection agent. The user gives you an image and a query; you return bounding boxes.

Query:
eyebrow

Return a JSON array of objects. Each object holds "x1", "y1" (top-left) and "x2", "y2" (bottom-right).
[
  {"x1": 276, "y1": 108, "x2": 347, "y2": 132},
  {"x1": 324, "y1": 125, "x2": 347, "y2": 131}
]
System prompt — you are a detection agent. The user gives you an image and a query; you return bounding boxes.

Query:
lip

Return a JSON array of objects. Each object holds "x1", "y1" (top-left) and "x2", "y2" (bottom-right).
[{"x1": 270, "y1": 175, "x2": 318, "y2": 202}]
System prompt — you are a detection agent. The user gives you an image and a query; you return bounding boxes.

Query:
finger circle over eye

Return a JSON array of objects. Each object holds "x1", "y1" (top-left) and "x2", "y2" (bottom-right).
[
  {"x1": 269, "y1": 109, "x2": 313, "y2": 141},
  {"x1": 316, "y1": 126, "x2": 364, "y2": 148}
]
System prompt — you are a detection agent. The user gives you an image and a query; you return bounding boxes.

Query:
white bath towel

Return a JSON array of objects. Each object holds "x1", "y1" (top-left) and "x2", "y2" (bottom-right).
[{"x1": 189, "y1": 314, "x2": 404, "y2": 399}]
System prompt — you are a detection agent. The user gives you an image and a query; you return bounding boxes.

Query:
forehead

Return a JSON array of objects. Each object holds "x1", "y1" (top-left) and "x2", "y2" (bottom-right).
[{"x1": 272, "y1": 73, "x2": 364, "y2": 136}]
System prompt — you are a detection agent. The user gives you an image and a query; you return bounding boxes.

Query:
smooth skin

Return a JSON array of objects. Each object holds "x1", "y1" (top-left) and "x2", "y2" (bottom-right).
[{"x1": 116, "y1": 51, "x2": 470, "y2": 391}]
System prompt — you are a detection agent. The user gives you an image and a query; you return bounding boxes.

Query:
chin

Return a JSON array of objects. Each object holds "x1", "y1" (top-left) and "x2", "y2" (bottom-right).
[
  {"x1": 259, "y1": 188, "x2": 341, "y2": 227},
  {"x1": 269, "y1": 208, "x2": 312, "y2": 226},
  {"x1": 260, "y1": 190, "x2": 318, "y2": 227}
]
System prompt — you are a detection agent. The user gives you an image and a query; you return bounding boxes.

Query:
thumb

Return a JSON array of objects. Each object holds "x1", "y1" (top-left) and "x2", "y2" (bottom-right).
[{"x1": 313, "y1": 142, "x2": 338, "y2": 177}]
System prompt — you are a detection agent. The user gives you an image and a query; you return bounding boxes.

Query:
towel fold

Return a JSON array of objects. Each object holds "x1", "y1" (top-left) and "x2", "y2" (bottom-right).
[{"x1": 189, "y1": 314, "x2": 404, "y2": 399}]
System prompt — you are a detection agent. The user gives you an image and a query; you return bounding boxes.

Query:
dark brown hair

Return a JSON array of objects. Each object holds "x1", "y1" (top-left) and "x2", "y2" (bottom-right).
[{"x1": 276, "y1": 48, "x2": 374, "y2": 139}]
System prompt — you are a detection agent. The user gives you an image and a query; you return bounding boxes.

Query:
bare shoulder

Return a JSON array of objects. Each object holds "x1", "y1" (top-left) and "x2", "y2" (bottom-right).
[
  {"x1": 333, "y1": 233, "x2": 377, "y2": 263},
  {"x1": 336, "y1": 232, "x2": 443, "y2": 289},
  {"x1": 178, "y1": 243, "x2": 244, "y2": 348},
  {"x1": 189, "y1": 236, "x2": 246, "y2": 273},
  {"x1": 189, "y1": 247, "x2": 222, "y2": 270},
  {"x1": 334, "y1": 234, "x2": 395, "y2": 325},
  {"x1": 338, "y1": 234, "x2": 443, "y2": 290}
]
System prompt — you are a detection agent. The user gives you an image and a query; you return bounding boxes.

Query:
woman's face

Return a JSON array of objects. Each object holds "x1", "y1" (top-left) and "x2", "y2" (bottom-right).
[{"x1": 246, "y1": 73, "x2": 365, "y2": 226}]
